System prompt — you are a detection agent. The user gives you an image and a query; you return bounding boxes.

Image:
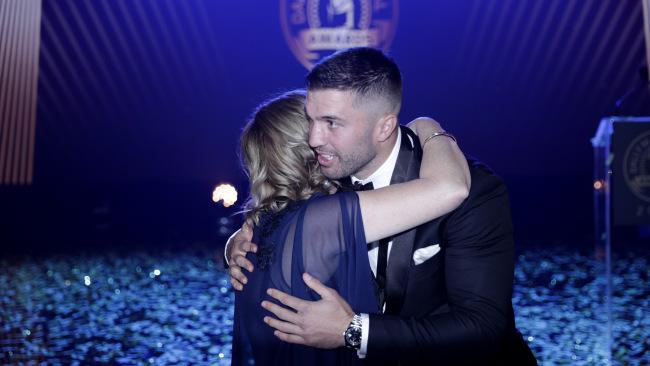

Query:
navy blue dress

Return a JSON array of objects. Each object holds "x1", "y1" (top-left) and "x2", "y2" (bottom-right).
[{"x1": 232, "y1": 192, "x2": 379, "y2": 365}]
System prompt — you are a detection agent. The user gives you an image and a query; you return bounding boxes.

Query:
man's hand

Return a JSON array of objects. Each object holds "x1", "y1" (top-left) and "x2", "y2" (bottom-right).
[
  {"x1": 226, "y1": 222, "x2": 257, "y2": 291},
  {"x1": 261, "y1": 273, "x2": 354, "y2": 349}
]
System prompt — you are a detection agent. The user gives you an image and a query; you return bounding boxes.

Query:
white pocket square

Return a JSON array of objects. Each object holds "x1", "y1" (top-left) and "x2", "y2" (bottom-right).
[{"x1": 413, "y1": 244, "x2": 441, "y2": 265}]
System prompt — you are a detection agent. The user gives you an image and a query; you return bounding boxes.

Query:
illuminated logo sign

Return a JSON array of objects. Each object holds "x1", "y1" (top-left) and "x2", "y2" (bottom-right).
[
  {"x1": 280, "y1": 0, "x2": 399, "y2": 69},
  {"x1": 624, "y1": 130, "x2": 650, "y2": 203}
]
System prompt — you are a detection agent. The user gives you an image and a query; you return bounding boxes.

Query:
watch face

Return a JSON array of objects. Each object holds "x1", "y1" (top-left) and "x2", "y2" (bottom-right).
[{"x1": 345, "y1": 328, "x2": 361, "y2": 347}]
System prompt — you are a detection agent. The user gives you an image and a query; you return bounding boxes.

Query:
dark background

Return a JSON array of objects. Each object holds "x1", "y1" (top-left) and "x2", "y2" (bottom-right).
[{"x1": 2, "y1": 0, "x2": 649, "y2": 254}]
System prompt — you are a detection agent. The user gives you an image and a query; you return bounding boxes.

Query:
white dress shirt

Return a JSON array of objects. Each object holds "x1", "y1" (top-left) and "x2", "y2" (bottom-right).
[{"x1": 350, "y1": 128, "x2": 404, "y2": 358}]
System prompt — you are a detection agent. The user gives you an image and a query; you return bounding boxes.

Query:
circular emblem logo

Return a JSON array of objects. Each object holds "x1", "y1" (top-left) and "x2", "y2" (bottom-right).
[
  {"x1": 623, "y1": 130, "x2": 650, "y2": 203},
  {"x1": 280, "y1": 0, "x2": 399, "y2": 69}
]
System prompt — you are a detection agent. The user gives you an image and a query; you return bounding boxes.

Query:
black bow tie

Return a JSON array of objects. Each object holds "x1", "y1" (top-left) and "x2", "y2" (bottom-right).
[{"x1": 352, "y1": 181, "x2": 374, "y2": 191}]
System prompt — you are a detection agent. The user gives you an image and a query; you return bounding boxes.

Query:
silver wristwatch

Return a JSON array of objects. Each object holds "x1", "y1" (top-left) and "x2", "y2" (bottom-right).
[{"x1": 343, "y1": 314, "x2": 362, "y2": 350}]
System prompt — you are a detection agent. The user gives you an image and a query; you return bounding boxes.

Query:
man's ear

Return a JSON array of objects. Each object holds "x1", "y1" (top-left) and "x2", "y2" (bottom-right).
[{"x1": 375, "y1": 114, "x2": 398, "y2": 142}]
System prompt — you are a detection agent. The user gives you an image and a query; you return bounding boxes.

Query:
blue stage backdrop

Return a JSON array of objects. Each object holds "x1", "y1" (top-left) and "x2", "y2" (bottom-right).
[{"x1": 2, "y1": 0, "x2": 649, "y2": 252}]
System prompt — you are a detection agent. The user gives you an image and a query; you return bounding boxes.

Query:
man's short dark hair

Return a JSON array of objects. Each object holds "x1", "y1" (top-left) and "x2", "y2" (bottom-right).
[{"x1": 306, "y1": 47, "x2": 402, "y2": 115}]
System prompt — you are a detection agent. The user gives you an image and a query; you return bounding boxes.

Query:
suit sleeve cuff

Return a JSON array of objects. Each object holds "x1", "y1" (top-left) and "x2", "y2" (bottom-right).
[{"x1": 357, "y1": 313, "x2": 370, "y2": 358}]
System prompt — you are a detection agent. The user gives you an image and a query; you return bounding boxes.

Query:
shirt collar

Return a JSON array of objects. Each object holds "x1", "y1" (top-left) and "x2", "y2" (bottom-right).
[{"x1": 351, "y1": 128, "x2": 402, "y2": 189}]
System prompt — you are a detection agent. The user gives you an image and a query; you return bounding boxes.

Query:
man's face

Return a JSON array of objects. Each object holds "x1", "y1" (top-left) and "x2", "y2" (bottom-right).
[{"x1": 306, "y1": 89, "x2": 378, "y2": 179}]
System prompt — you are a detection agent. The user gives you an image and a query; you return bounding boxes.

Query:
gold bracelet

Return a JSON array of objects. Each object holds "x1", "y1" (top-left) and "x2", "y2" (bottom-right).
[{"x1": 423, "y1": 131, "x2": 457, "y2": 147}]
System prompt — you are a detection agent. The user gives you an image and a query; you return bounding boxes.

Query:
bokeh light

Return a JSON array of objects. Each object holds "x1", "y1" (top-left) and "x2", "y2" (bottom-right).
[{"x1": 212, "y1": 184, "x2": 238, "y2": 208}]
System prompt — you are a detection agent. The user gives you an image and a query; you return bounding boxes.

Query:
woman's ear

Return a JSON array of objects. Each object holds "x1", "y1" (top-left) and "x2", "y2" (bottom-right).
[{"x1": 376, "y1": 114, "x2": 398, "y2": 142}]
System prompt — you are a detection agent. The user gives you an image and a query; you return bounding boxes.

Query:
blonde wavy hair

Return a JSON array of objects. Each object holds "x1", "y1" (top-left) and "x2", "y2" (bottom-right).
[{"x1": 240, "y1": 90, "x2": 332, "y2": 225}]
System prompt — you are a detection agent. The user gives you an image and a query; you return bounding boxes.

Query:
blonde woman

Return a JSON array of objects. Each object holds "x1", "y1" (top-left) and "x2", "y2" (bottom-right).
[{"x1": 232, "y1": 89, "x2": 469, "y2": 365}]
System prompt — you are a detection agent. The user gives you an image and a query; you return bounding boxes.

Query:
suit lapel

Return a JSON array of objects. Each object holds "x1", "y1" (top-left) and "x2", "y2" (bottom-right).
[
  {"x1": 384, "y1": 126, "x2": 422, "y2": 314},
  {"x1": 389, "y1": 126, "x2": 422, "y2": 185}
]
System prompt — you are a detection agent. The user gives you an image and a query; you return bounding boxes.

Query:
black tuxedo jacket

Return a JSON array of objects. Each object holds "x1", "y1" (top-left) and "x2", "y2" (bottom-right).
[{"x1": 363, "y1": 127, "x2": 536, "y2": 365}]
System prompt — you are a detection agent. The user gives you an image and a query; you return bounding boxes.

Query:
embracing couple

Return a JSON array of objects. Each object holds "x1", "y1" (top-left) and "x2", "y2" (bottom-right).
[{"x1": 225, "y1": 47, "x2": 537, "y2": 365}]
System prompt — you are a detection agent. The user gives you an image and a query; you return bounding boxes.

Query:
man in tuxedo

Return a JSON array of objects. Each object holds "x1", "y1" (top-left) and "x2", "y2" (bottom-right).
[{"x1": 226, "y1": 47, "x2": 536, "y2": 365}]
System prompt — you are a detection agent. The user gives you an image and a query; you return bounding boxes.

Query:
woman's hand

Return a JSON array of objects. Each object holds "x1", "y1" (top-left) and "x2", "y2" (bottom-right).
[{"x1": 406, "y1": 117, "x2": 443, "y2": 137}]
